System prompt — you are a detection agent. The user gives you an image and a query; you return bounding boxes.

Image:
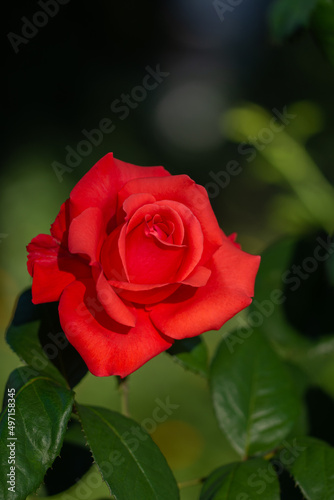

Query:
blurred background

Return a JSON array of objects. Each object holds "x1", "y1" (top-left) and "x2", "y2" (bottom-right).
[{"x1": 2, "y1": 0, "x2": 334, "y2": 498}]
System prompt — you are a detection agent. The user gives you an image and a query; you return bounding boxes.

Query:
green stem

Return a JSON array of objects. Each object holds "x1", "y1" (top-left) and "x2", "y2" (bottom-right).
[{"x1": 118, "y1": 377, "x2": 130, "y2": 417}]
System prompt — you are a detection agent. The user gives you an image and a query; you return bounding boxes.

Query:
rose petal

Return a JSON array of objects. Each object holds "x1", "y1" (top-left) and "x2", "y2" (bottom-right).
[
  {"x1": 68, "y1": 207, "x2": 105, "y2": 264},
  {"x1": 27, "y1": 234, "x2": 91, "y2": 304},
  {"x1": 125, "y1": 218, "x2": 185, "y2": 284},
  {"x1": 91, "y1": 264, "x2": 136, "y2": 327},
  {"x1": 69, "y1": 153, "x2": 170, "y2": 224},
  {"x1": 118, "y1": 192, "x2": 156, "y2": 225},
  {"x1": 150, "y1": 238, "x2": 261, "y2": 339},
  {"x1": 109, "y1": 280, "x2": 180, "y2": 305},
  {"x1": 118, "y1": 174, "x2": 223, "y2": 264},
  {"x1": 126, "y1": 203, "x2": 185, "y2": 245},
  {"x1": 228, "y1": 232, "x2": 242, "y2": 249},
  {"x1": 100, "y1": 224, "x2": 128, "y2": 282},
  {"x1": 59, "y1": 279, "x2": 174, "y2": 377},
  {"x1": 155, "y1": 200, "x2": 203, "y2": 281},
  {"x1": 107, "y1": 265, "x2": 210, "y2": 305},
  {"x1": 50, "y1": 199, "x2": 71, "y2": 246},
  {"x1": 181, "y1": 265, "x2": 211, "y2": 287}
]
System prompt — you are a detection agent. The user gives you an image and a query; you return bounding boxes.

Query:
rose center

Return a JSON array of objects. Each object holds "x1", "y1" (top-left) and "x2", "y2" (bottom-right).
[{"x1": 144, "y1": 214, "x2": 175, "y2": 244}]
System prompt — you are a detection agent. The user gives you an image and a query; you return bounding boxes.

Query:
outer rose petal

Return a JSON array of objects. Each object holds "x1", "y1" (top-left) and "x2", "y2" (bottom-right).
[
  {"x1": 50, "y1": 199, "x2": 71, "y2": 246},
  {"x1": 69, "y1": 153, "x2": 170, "y2": 223},
  {"x1": 59, "y1": 279, "x2": 174, "y2": 377},
  {"x1": 92, "y1": 264, "x2": 136, "y2": 327},
  {"x1": 228, "y1": 232, "x2": 242, "y2": 249},
  {"x1": 68, "y1": 207, "x2": 105, "y2": 264},
  {"x1": 108, "y1": 281, "x2": 180, "y2": 305},
  {"x1": 27, "y1": 234, "x2": 91, "y2": 304},
  {"x1": 107, "y1": 265, "x2": 210, "y2": 305},
  {"x1": 100, "y1": 224, "x2": 128, "y2": 281},
  {"x1": 149, "y1": 237, "x2": 261, "y2": 339}
]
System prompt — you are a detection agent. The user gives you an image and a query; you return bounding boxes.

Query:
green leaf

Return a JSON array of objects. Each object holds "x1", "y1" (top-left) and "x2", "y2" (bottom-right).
[
  {"x1": 2, "y1": 366, "x2": 57, "y2": 412},
  {"x1": 311, "y1": 0, "x2": 334, "y2": 66},
  {"x1": 38, "y1": 301, "x2": 88, "y2": 388},
  {"x1": 166, "y1": 337, "x2": 209, "y2": 377},
  {"x1": 200, "y1": 458, "x2": 280, "y2": 499},
  {"x1": 210, "y1": 330, "x2": 300, "y2": 457},
  {"x1": 282, "y1": 437, "x2": 334, "y2": 499},
  {"x1": 269, "y1": 0, "x2": 319, "y2": 42},
  {"x1": 6, "y1": 320, "x2": 66, "y2": 385},
  {"x1": 9, "y1": 288, "x2": 44, "y2": 325},
  {"x1": 0, "y1": 367, "x2": 74, "y2": 500},
  {"x1": 6, "y1": 289, "x2": 88, "y2": 388},
  {"x1": 42, "y1": 420, "x2": 94, "y2": 496},
  {"x1": 76, "y1": 404, "x2": 180, "y2": 500}
]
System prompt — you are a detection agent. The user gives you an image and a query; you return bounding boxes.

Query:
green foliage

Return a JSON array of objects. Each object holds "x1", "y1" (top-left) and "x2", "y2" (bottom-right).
[
  {"x1": 166, "y1": 337, "x2": 209, "y2": 377},
  {"x1": 0, "y1": 368, "x2": 74, "y2": 500},
  {"x1": 6, "y1": 320, "x2": 65, "y2": 385},
  {"x1": 311, "y1": 0, "x2": 334, "y2": 66},
  {"x1": 269, "y1": 0, "x2": 319, "y2": 42},
  {"x1": 200, "y1": 459, "x2": 280, "y2": 499},
  {"x1": 268, "y1": 0, "x2": 334, "y2": 67},
  {"x1": 76, "y1": 404, "x2": 180, "y2": 500},
  {"x1": 282, "y1": 437, "x2": 334, "y2": 499},
  {"x1": 210, "y1": 330, "x2": 301, "y2": 458},
  {"x1": 6, "y1": 289, "x2": 88, "y2": 389},
  {"x1": 250, "y1": 234, "x2": 334, "y2": 396}
]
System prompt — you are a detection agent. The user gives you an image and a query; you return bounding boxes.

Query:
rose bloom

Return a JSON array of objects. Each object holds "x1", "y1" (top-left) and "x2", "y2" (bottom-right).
[{"x1": 27, "y1": 154, "x2": 260, "y2": 377}]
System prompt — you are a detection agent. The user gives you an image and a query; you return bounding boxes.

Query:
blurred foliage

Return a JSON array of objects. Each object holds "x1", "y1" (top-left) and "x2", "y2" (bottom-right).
[
  {"x1": 269, "y1": 0, "x2": 334, "y2": 68},
  {"x1": 311, "y1": 0, "x2": 334, "y2": 66},
  {"x1": 249, "y1": 233, "x2": 334, "y2": 397},
  {"x1": 269, "y1": 0, "x2": 319, "y2": 42},
  {"x1": 222, "y1": 101, "x2": 334, "y2": 234}
]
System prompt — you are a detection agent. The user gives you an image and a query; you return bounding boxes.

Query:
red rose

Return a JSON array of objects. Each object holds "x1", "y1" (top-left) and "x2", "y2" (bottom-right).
[{"x1": 27, "y1": 153, "x2": 260, "y2": 377}]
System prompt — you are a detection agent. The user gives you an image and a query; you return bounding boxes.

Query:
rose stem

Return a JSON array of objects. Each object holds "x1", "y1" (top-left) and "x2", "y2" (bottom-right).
[{"x1": 117, "y1": 376, "x2": 130, "y2": 417}]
